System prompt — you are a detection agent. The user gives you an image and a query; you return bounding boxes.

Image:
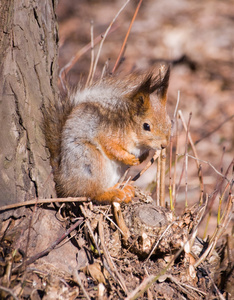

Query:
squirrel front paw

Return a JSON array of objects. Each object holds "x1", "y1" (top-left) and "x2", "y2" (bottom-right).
[
  {"x1": 95, "y1": 183, "x2": 135, "y2": 204},
  {"x1": 113, "y1": 184, "x2": 135, "y2": 203},
  {"x1": 124, "y1": 154, "x2": 140, "y2": 166}
]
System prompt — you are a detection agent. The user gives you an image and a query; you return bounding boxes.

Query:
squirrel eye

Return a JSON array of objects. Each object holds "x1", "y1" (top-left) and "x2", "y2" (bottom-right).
[{"x1": 143, "y1": 123, "x2": 151, "y2": 131}]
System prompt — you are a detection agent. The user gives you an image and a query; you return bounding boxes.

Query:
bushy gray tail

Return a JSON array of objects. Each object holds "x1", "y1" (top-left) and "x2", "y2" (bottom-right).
[{"x1": 43, "y1": 95, "x2": 73, "y2": 176}]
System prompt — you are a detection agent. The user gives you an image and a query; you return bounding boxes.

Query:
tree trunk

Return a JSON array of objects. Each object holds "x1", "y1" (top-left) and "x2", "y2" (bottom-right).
[{"x1": 0, "y1": 0, "x2": 58, "y2": 217}]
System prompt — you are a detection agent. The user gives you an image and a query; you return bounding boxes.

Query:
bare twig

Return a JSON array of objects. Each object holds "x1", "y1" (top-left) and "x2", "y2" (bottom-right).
[
  {"x1": 205, "y1": 159, "x2": 233, "y2": 221},
  {"x1": 145, "y1": 222, "x2": 175, "y2": 262},
  {"x1": 175, "y1": 112, "x2": 192, "y2": 204},
  {"x1": 0, "y1": 286, "x2": 19, "y2": 300},
  {"x1": 169, "y1": 136, "x2": 173, "y2": 208},
  {"x1": 194, "y1": 192, "x2": 233, "y2": 268},
  {"x1": 160, "y1": 148, "x2": 166, "y2": 207},
  {"x1": 98, "y1": 215, "x2": 129, "y2": 294},
  {"x1": 167, "y1": 275, "x2": 207, "y2": 297},
  {"x1": 99, "y1": 58, "x2": 110, "y2": 82},
  {"x1": 96, "y1": 208, "x2": 125, "y2": 236},
  {"x1": 112, "y1": 0, "x2": 143, "y2": 74},
  {"x1": 0, "y1": 196, "x2": 88, "y2": 212},
  {"x1": 169, "y1": 90, "x2": 180, "y2": 209},
  {"x1": 218, "y1": 181, "x2": 231, "y2": 224},
  {"x1": 125, "y1": 274, "x2": 156, "y2": 300},
  {"x1": 85, "y1": 20, "x2": 95, "y2": 87},
  {"x1": 187, "y1": 155, "x2": 232, "y2": 183},
  {"x1": 178, "y1": 110, "x2": 204, "y2": 199},
  {"x1": 131, "y1": 150, "x2": 161, "y2": 182},
  {"x1": 156, "y1": 153, "x2": 161, "y2": 206},
  {"x1": 90, "y1": 0, "x2": 131, "y2": 84},
  {"x1": 73, "y1": 269, "x2": 91, "y2": 300},
  {"x1": 59, "y1": 26, "x2": 117, "y2": 90},
  {"x1": 112, "y1": 202, "x2": 130, "y2": 242},
  {"x1": 13, "y1": 218, "x2": 84, "y2": 272},
  {"x1": 172, "y1": 112, "x2": 179, "y2": 207},
  {"x1": 125, "y1": 245, "x2": 186, "y2": 300}
]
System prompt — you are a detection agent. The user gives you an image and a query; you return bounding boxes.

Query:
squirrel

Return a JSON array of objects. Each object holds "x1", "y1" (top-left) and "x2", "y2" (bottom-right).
[{"x1": 44, "y1": 66, "x2": 171, "y2": 204}]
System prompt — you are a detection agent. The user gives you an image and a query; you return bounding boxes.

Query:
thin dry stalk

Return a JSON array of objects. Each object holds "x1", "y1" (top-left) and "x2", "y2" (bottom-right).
[
  {"x1": 203, "y1": 204, "x2": 211, "y2": 239},
  {"x1": 156, "y1": 152, "x2": 161, "y2": 206},
  {"x1": 132, "y1": 210, "x2": 210, "y2": 300},
  {"x1": 99, "y1": 58, "x2": 110, "y2": 82},
  {"x1": 169, "y1": 135, "x2": 173, "y2": 208},
  {"x1": 206, "y1": 272, "x2": 226, "y2": 300},
  {"x1": 167, "y1": 275, "x2": 207, "y2": 297},
  {"x1": 125, "y1": 245, "x2": 185, "y2": 300},
  {"x1": 204, "y1": 158, "x2": 233, "y2": 222},
  {"x1": 160, "y1": 148, "x2": 166, "y2": 207},
  {"x1": 127, "y1": 201, "x2": 208, "y2": 299},
  {"x1": 145, "y1": 222, "x2": 175, "y2": 262},
  {"x1": 169, "y1": 90, "x2": 180, "y2": 209},
  {"x1": 81, "y1": 208, "x2": 118, "y2": 281},
  {"x1": 58, "y1": 22, "x2": 119, "y2": 90},
  {"x1": 175, "y1": 112, "x2": 192, "y2": 205},
  {"x1": 90, "y1": 0, "x2": 131, "y2": 85},
  {"x1": 178, "y1": 110, "x2": 204, "y2": 200},
  {"x1": 210, "y1": 191, "x2": 233, "y2": 244},
  {"x1": 98, "y1": 215, "x2": 129, "y2": 294},
  {"x1": 0, "y1": 286, "x2": 19, "y2": 300},
  {"x1": 12, "y1": 218, "x2": 84, "y2": 273},
  {"x1": 174, "y1": 91, "x2": 181, "y2": 120},
  {"x1": 0, "y1": 197, "x2": 88, "y2": 212},
  {"x1": 112, "y1": 0, "x2": 143, "y2": 74},
  {"x1": 96, "y1": 208, "x2": 125, "y2": 236},
  {"x1": 217, "y1": 181, "x2": 231, "y2": 225},
  {"x1": 187, "y1": 155, "x2": 231, "y2": 182},
  {"x1": 220, "y1": 182, "x2": 233, "y2": 224},
  {"x1": 112, "y1": 202, "x2": 130, "y2": 242},
  {"x1": 172, "y1": 113, "x2": 179, "y2": 207},
  {"x1": 85, "y1": 20, "x2": 95, "y2": 87},
  {"x1": 73, "y1": 269, "x2": 91, "y2": 300},
  {"x1": 194, "y1": 192, "x2": 233, "y2": 268},
  {"x1": 185, "y1": 135, "x2": 189, "y2": 207},
  {"x1": 125, "y1": 274, "x2": 156, "y2": 300},
  {"x1": 178, "y1": 110, "x2": 199, "y2": 169},
  {"x1": 193, "y1": 240, "x2": 214, "y2": 270},
  {"x1": 59, "y1": 34, "x2": 103, "y2": 90},
  {"x1": 131, "y1": 150, "x2": 161, "y2": 182},
  {"x1": 198, "y1": 164, "x2": 204, "y2": 204}
]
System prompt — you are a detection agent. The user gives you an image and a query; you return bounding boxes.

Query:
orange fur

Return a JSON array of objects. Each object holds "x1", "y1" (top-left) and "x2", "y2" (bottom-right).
[{"x1": 44, "y1": 66, "x2": 171, "y2": 204}]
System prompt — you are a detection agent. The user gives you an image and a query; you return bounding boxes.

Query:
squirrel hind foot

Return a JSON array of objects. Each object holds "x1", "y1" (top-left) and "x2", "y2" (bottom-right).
[{"x1": 94, "y1": 183, "x2": 135, "y2": 204}]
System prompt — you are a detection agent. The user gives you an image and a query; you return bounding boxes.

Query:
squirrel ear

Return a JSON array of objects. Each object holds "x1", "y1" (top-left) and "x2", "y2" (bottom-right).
[
  {"x1": 150, "y1": 65, "x2": 170, "y2": 106},
  {"x1": 128, "y1": 75, "x2": 152, "y2": 115},
  {"x1": 131, "y1": 74, "x2": 152, "y2": 97}
]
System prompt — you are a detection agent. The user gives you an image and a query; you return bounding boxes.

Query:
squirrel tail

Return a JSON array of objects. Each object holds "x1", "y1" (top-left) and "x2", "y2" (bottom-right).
[{"x1": 43, "y1": 94, "x2": 73, "y2": 176}]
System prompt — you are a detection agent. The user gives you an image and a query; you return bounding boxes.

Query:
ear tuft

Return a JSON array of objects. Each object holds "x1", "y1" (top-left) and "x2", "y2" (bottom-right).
[
  {"x1": 131, "y1": 73, "x2": 152, "y2": 97},
  {"x1": 150, "y1": 65, "x2": 170, "y2": 105}
]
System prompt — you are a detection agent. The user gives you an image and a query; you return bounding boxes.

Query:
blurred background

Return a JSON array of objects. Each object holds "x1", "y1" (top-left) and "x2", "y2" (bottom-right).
[{"x1": 56, "y1": 0, "x2": 233, "y2": 224}]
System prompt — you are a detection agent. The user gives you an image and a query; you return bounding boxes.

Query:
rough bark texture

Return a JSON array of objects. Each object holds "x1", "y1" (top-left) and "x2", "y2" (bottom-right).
[{"x1": 0, "y1": 0, "x2": 58, "y2": 215}]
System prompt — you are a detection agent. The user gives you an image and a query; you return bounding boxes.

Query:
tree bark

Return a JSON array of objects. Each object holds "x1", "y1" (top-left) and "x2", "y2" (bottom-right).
[{"x1": 0, "y1": 0, "x2": 58, "y2": 216}]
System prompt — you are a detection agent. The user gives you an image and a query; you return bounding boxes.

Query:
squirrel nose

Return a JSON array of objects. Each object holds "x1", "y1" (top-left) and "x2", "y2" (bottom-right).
[{"x1": 161, "y1": 141, "x2": 168, "y2": 149}]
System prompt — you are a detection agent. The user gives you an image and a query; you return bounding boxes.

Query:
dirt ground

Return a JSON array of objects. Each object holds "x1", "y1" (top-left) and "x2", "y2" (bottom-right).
[{"x1": 0, "y1": 0, "x2": 233, "y2": 299}]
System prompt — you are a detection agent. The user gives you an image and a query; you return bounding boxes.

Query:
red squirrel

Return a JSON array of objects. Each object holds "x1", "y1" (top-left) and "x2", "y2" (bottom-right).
[{"x1": 44, "y1": 66, "x2": 171, "y2": 203}]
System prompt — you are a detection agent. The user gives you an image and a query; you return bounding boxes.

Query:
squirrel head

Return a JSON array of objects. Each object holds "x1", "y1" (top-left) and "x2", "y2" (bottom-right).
[{"x1": 126, "y1": 66, "x2": 171, "y2": 154}]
